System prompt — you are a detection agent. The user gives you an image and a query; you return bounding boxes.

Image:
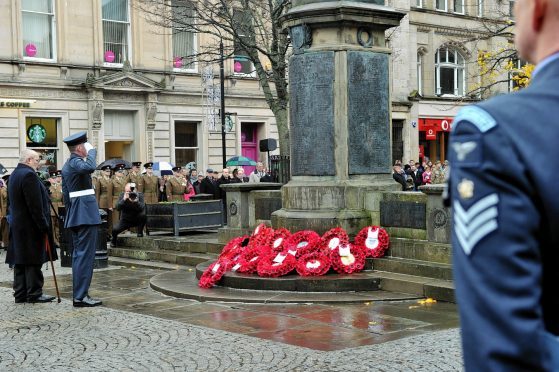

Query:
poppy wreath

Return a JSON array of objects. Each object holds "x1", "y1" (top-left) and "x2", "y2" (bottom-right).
[
  {"x1": 248, "y1": 225, "x2": 275, "y2": 250},
  {"x1": 270, "y1": 228, "x2": 292, "y2": 253},
  {"x1": 284, "y1": 230, "x2": 321, "y2": 258},
  {"x1": 296, "y1": 252, "x2": 331, "y2": 277},
  {"x1": 256, "y1": 252, "x2": 297, "y2": 277},
  {"x1": 219, "y1": 235, "x2": 250, "y2": 261},
  {"x1": 198, "y1": 259, "x2": 230, "y2": 288},
  {"x1": 233, "y1": 247, "x2": 263, "y2": 274},
  {"x1": 353, "y1": 226, "x2": 390, "y2": 258},
  {"x1": 319, "y1": 227, "x2": 349, "y2": 253},
  {"x1": 330, "y1": 244, "x2": 366, "y2": 274}
]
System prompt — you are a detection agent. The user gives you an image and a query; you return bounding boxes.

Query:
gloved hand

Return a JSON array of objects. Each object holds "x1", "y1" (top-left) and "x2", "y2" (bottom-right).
[{"x1": 83, "y1": 142, "x2": 94, "y2": 153}]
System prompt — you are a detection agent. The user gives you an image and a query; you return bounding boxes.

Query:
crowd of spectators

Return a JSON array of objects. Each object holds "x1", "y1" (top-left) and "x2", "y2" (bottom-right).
[{"x1": 392, "y1": 158, "x2": 449, "y2": 191}]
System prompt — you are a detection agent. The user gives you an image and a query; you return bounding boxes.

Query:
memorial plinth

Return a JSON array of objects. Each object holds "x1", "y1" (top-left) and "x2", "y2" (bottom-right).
[{"x1": 272, "y1": 1, "x2": 405, "y2": 235}]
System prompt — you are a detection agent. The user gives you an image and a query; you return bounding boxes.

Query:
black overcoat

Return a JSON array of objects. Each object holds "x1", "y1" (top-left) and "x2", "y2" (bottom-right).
[{"x1": 5, "y1": 163, "x2": 57, "y2": 265}]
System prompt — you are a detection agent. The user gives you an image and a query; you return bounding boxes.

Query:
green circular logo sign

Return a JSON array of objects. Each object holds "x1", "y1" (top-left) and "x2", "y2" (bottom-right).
[{"x1": 27, "y1": 124, "x2": 46, "y2": 143}]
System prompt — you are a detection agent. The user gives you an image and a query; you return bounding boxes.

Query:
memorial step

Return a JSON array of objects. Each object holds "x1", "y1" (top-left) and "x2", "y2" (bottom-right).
[
  {"x1": 108, "y1": 256, "x2": 193, "y2": 271},
  {"x1": 108, "y1": 246, "x2": 218, "y2": 267},
  {"x1": 372, "y1": 257, "x2": 453, "y2": 281},
  {"x1": 373, "y1": 271, "x2": 455, "y2": 303},
  {"x1": 387, "y1": 238, "x2": 451, "y2": 264},
  {"x1": 117, "y1": 234, "x2": 224, "y2": 254}
]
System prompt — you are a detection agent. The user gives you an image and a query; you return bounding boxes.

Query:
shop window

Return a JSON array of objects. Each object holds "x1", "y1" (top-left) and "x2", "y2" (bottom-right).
[
  {"x1": 436, "y1": 0, "x2": 447, "y2": 11},
  {"x1": 25, "y1": 117, "x2": 59, "y2": 169},
  {"x1": 102, "y1": 0, "x2": 130, "y2": 65},
  {"x1": 435, "y1": 47, "x2": 465, "y2": 97},
  {"x1": 172, "y1": 0, "x2": 196, "y2": 71},
  {"x1": 22, "y1": 0, "x2": 56, "y2": 60},
  {"x1": 233, "y1": 9, "x2": 255, "y2": 76},
  {"x1": 174, "y1": 121, "x2": 199, "y2": 167}
]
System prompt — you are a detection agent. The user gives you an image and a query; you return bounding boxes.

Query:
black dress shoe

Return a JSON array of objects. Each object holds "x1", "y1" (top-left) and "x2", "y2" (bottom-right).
[
  {"x1": 137, "y1": 233, "x2": 143, "y2": 237},
  {"x1": 28, "y1": 294, "x2": 56, "y2": 303},
  {"x1": 73, "y1": 295, "x2": 102, "y2": 307}
]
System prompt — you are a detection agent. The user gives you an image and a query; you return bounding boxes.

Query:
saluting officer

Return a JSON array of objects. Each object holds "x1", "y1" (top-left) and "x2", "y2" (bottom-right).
[
  {"x1": 111, "y1": 164, "x2": 127, "y2": 223},
  {"x1": 127, "y1": 161, "x2": 144, "y2": 192},
  {"x1": 141, "y1": 162, "x2": 158, "y2": 204},
  {"x1": 48, "y1": 170, "x2": 64, "y2": 247},
  {"x1": 61, "y1": 131, "x2": 102, "y2": 307},
  {"x1": 94, "y1": 165, "x2": 114, "y2": 237},
  {"x1": 0, "y1": 174, "x2": 9, "y2": 248},
  {"x1": 448, "y1": 3, "x2": 559, "y2": 370},
  {"x1": 166, "y1": 166, "x2": 186, "y2": 202}
]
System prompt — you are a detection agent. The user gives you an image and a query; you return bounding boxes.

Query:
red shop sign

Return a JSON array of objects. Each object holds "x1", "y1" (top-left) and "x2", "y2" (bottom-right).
[{"x1": 418, "y1": 118, "x2": 453, "y2": 132}]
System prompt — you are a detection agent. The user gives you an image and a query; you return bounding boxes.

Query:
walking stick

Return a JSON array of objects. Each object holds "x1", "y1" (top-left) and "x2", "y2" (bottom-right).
[{"x1": 45, "y1": 235, "x2": 61, "y2": 303}]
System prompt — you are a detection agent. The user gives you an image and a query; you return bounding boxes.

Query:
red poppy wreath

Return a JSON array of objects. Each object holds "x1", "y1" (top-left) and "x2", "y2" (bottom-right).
[
  {"x1": 198, "y1": 260, "x2": 230, "y2": 288},
  {"x1": 284, "y1": 230, "x2": 321, "y2": 258},
  {"x1": 219, "y1": 235, "x2": 250, "y2": 261},
  {"x1": 353, "y1": 226, "x2": 390, "y2": 258},
  {"x1": 248, "y1": 224, "x2": 274, "y2": 250},
  {"x1": 232, "y1": 247, "x2": 263, "y2": 274},
  {"x1": 269, "y1": 228, "x2": 291, "y2": 253},
  {"x1": 256, "y1": 252, "x2": 297, "y2": 277},
  {"x1": 330, "y1": 244, "x2": 365, "y2": 274},
  {"x1": 296, "y1": 252, "x2": 331, "y2": 277},
  {"x1": 319, "y1": 227, "x2": 349, "y2": 253}
]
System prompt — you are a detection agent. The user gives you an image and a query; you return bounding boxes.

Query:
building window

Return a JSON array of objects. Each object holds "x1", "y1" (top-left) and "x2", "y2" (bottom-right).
[
  {"x1": 415, "y1": 0, "x2": 423, "y2": 8},
  {"x1": 233, "y1": 9, "x2": 255, "y2": 76},
  {"x1": 25, "y1": 117, "x2": 59, "y2": 169},
  {"x1": 417, "y1": 52, "x2": 423, "y2": 96},
  {"x1": 478, "y1": 0, "x2": 483, "y2": 16},
  {"x1": 174, "y1": 121, "x2": 199, "y2": 167},
  {"x1": 509, "y1": 58, "x2": 527, "y2": 92},
  {"x1": 454, "y1": 0, "x2": 464, "y2": 13},
  {"x1": 509, "y1": 0, "x2": 515, "y2": 17},
  {"x1": 435, "y1": 47, "x2": 465, "y2": 96},
  {"x1": 102, "y1": 0, "x2": 130, "y2": 65},
  {"x1": 21, "y1": 0, "x2": 56, "y2": 60},
  {"x1": 436, "y1": 0, "x2": 447, "y2": 11},
  {"x1": 172, "y1": 0, "x2": 196, "y2": 71}
]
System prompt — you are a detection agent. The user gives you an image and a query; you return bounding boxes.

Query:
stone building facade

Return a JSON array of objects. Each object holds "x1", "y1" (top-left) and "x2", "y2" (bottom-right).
[
  {"x1": 387, "y1": 0, "x2": 513, "y2": 164},
  {"x1": 0, "y1": 0, "x2": 277, "y2": 173}
]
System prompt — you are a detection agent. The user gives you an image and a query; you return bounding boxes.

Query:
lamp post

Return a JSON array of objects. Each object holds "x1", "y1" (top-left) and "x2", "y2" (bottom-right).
[{"x1": 220, "y1": 40, "x2": 226, "y2": 169}]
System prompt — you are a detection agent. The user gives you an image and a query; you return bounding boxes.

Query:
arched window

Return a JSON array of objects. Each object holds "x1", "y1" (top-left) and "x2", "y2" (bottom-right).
[{"x1": 435, "y1": 47, "x2": 465, "y2": 96}]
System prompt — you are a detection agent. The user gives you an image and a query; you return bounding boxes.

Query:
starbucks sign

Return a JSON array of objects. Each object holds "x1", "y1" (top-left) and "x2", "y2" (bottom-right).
[{"x1": 27, "y1": 124, "x2": 47, "y2": 144}]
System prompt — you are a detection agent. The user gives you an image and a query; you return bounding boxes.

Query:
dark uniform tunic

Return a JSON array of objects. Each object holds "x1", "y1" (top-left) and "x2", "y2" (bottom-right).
[
  {"x1": 448, "y1": 54, "x2": 559, "y2": 371},
  {"x1": 48, "y1": 182, "x2": 64, "y2": 246},
  {"x1": 142, "y1": 174, "x2": 159, "y2": 204}
]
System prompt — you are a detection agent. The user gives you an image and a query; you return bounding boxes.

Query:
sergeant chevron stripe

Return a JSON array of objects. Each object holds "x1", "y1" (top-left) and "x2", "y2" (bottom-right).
[{"x1": 453, "y1": 193, "x2": 499, "y2": 255}]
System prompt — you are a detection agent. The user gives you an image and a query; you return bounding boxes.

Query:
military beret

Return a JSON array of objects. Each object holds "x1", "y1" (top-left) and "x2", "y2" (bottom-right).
[
  {"x1": 172, "y1": 166, "x2": 182, "y2": 172},
  {"x1": 100, "y1": 165, "x2": 111, "y2": 171},
  {"x1": 144, "y1": 162, "x2": 153, "y2": 168},
  {"x1": 63, "y1": 131, "x2": 87, "y2": 146},
  {"x1": 132, "y1": 162, "x2": 142, "y2": 167},
  {"x1": 113, "y1": 163, "x2": 126, "y2": 172}
]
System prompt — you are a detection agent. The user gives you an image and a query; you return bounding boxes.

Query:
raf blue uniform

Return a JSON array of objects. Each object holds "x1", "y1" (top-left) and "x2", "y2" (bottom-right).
[
  {"x1": 448, "y1": 53, "x2": 559, "y2": 371},
  {"x1": 61, "y1": 132, "x2": 101, "y2": 303}
]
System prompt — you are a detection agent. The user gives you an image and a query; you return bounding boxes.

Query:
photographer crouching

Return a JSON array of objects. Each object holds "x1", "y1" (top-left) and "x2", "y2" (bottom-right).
[{"x1": 110, "y1": 182, "x2": 146, "y2": 248}]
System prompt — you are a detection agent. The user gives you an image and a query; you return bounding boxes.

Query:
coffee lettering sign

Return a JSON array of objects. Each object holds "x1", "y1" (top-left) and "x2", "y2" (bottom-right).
[{"x1": 0, "y1": 101, "x2": 31, "y2": 108}]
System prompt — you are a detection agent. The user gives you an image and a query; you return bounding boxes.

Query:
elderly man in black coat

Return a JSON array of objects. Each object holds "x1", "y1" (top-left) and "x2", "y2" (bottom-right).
[{"x1": 6, "y1": 149, "x2": 57, "y2": 303}]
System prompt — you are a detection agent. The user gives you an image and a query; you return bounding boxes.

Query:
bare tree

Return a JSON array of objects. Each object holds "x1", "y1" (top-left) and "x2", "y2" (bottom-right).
[{"x1": 136, "y1": 0, "x2": 291, "y2": 155}]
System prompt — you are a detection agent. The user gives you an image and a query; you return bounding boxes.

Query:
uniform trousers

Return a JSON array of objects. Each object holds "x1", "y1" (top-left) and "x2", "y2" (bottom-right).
[
  {"x1": 13, "y1": 264, "x2": 44, "y2": 302},
  {"x1": 70, "y1": 225, "x2": 98, "y2": 300}
]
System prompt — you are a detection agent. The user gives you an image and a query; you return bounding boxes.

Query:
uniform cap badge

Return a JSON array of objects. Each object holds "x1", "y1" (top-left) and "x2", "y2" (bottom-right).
[{"x1": 458, "y1": 179, "x2": 474, "y2": 199}]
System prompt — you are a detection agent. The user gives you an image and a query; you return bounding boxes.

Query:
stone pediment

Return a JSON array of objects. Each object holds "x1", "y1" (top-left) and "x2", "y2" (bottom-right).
[{"x1": 86, "y1": 64, "x2": 164, "y2": 92}]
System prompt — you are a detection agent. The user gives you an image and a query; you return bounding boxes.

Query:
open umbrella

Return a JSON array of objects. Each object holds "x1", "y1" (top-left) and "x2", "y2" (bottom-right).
[
  {"x1": 96, "y1": 159, "x2": 132, "y2": 170},
  {"x1": 152, "y1": 161, "x2": 174, "y2": 176},
  {"x1": 226, "y1": 156, "x2": 257, "y2": 167},
  {"x1": 184, "y1": 161, "x2": 197, "y2": 170}
]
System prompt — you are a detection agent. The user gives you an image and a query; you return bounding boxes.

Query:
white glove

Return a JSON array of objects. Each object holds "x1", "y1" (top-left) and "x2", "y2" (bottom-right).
[{"x1": 83, "y1": 142, "x2": 94, "y2": 152}]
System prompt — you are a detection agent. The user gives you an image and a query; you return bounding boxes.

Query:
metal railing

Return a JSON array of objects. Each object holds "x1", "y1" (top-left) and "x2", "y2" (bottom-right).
[{"x1": 270, "y1": 155, "x2": 290, "y2": 184}]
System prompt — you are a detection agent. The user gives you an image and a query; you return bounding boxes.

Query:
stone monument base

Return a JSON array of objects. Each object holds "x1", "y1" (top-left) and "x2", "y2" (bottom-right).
[{"x1": 272, "y1": 177, "x2": 399, "y2": 235}]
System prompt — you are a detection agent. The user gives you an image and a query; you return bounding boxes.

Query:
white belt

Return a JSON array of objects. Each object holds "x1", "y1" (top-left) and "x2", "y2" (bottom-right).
[{"x1": 69, "y1": 189, "x2": 94, "y2": 198}]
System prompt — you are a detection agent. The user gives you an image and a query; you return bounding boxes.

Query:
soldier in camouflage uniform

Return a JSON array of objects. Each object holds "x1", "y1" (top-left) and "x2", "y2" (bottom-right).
[
  {"x1": 111, "y1": 164, "x2": 127, "y2": 224},
  {"x1": 94, "y1": 165, "x2": 114, "y2": 237},
  {"x1": 48, "y1": 170, "x2": 64, "y2": 247}
]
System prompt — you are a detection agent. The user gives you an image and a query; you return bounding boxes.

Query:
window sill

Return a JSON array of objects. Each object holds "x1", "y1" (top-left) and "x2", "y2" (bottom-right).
[{"x1": 23, "y1": 57, "x2": 56, "y2": 63}]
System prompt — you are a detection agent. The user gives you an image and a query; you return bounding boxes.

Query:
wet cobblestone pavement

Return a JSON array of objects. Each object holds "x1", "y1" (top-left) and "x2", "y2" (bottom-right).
[{"x1": 0, "y1": 262, "x2": 463, "y2": 371}]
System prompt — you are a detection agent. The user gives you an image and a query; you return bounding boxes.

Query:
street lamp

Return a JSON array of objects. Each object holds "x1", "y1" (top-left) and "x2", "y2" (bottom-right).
[{"x1": 220, "y1": 39, "x2": 226, "y2": 169}]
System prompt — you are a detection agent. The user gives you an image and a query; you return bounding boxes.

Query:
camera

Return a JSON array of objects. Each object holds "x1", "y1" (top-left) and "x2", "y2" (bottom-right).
[{"x1": 129, "y1": 183, "x2": 137, "y2": 200}]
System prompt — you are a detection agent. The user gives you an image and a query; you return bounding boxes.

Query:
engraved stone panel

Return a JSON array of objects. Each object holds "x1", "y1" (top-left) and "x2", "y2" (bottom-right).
[
  {"x1": 347, "y1": 51, "x2": 390, "y2": 174},
  {"x1": 289, "y1": 52, "x2": 335, "y2": 176},
  {"x1": 255, "y1": 198, "x2": 283, "y2": 220},
  {"x1": 380, "y1": 201, "x2": 426, "y2": 229}
]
